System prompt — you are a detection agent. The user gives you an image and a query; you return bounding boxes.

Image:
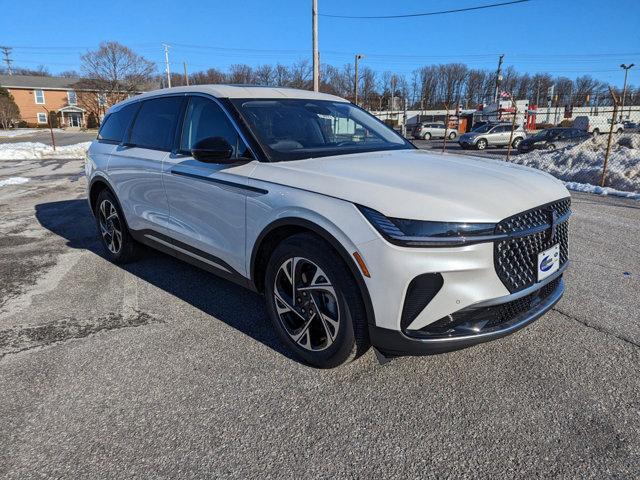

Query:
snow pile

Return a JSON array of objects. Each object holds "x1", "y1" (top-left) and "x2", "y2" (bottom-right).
[
  {"x1": 0, "y1": 176, "x2": 30, "y2": 187},
  {"x1": 0, "y1": 128, "x2": 61, "y2": 138},
  {"x1": 515, "y1": 134, "x2": 640, "y2": 193},
  {"x1": 0, "y1": 141, "x2": 91, "y2": 160},
  {"x1": 564, "y1": 181, "x2": 640, "y2": 200}
]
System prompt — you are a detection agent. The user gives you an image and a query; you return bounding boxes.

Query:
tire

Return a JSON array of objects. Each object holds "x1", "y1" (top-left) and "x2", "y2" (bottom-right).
[
  {"x1": 476, "y1": 138, "x2": 487, "y2": 150},
  {"x1": 422, "y1": 132, "x2": 431, "y2": 140},
  {"x1": 94, "y1": 189, "x2": 140, "y2": 264},
  {"x1": 616, "y1": 128, "x2": 623, "y2": 134},
  {"x1": 592, "y1": 129, "x2": 600, "y2": 136},
  {"x1": 546, "y1": 143, "x2": 556, "y2": 151},
  {"x1": 448, "y1": 131, "x2": 457, "y2": 140},
  {"x1": 264, "y1": 233, "x2": 369, "y2": 368},
  {"x1": 511, "y1": 137, "x2": 522, "y2": 149}
]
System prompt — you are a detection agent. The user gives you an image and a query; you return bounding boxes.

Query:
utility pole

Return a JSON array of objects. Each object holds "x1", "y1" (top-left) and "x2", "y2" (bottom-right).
[
  {"x1": 0, "y1": 46, "x2": 13, "y2": 75},
  {"x1": 312, "y1": 0, "x2": 319, "y2": 91},
  {"x1": 162, "y1": 43, "x2": 171, "y2": 88},
  {"x1": 354, "y1": 54, "x2": 364, "y2": 105},
  {"x1": 494, "y1": 54, "x2": 504, "y2": 103},
  {"x1": 183, "y1": 62, "x2": 189, "y2": 86},
  {"x1": 620, "y1": 63, "x2": 634, "y2": 121}
]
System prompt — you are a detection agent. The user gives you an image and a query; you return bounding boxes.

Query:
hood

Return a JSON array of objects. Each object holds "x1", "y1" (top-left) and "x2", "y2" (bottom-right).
[{"x1": 249, "y1": 149, "x2": 569, "y2": 222}]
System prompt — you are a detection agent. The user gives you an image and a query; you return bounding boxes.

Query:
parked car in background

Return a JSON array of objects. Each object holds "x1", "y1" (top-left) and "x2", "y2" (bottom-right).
[
  {"x1": 412, "y1": 122, "x2": 458, "y2": 140},
  {"x1": 573, "y1": 115, "x2": 623, "y2": 136},
  {"x1": 458, "y1": 123, "x2": 527, "y2": 150},
  {"x1": 517, "y1": 127, "x2": 591, "y2": 153},
  {"x1": 622, "y1": 120, "x2": 640, "y2": 133}
]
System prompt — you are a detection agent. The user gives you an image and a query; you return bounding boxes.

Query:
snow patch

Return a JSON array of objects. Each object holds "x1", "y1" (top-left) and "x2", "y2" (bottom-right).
[
  {"x1": 563, "y1": 181, "x2": 640, "y2": 200},
  {"x1": 0, "y1": 176, "x2": 30, "y2": 187},
  {"x1": 0, "y1": 128, "x2": 64, "y2": 138},
  {"x1": 0, "y1": 141, "x2": 91, "y2": 160},
  {"x1": 515, "y1": 135, "x2": 640, "y2": 194}
]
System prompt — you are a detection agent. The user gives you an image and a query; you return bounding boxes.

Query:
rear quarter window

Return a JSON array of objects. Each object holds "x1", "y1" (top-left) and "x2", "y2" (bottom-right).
[
  {"x1": 128, "y1": 96, "x2": 184, "y2": 151},
  {"x1": 97, "y1": 103, "x2": 139, "y2": 143}
]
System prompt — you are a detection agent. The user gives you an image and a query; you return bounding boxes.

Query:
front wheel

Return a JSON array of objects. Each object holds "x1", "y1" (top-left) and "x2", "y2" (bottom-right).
[
  {"x1": 476, "y1": 139, "x2": 487, "y2": 150},
  {"x1": 264, "y1": 233, "x2": 369, "y2": 368},
  {"x1": 423, "y1": 132, "x2": 432, "y2": 140},
  {"x1": 511, "y1": 137, "x2": 522, "y2": 149},
  {"x1": 448, "y1": 131, "x2": 457, "y2": 140}
]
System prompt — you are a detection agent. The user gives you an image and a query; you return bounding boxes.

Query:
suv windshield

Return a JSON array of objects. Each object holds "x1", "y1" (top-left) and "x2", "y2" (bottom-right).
[{"x1": 231, "y1": 99, "x2": 413, "y2": 161}]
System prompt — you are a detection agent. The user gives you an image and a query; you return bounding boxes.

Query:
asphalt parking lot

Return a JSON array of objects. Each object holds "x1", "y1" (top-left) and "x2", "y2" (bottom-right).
[{"x1": 0, "y1": 153, "x2": 639, "y2": 479}]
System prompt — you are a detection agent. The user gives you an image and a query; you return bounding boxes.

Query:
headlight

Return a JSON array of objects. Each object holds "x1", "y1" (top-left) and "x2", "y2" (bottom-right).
[{"x1": 357, "y1": 206, "x2": 497, "y2": 247}]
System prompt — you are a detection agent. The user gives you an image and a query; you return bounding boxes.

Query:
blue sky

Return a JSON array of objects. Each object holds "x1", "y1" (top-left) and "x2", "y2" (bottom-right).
[{"x1": 1, "y1": 0, "x2": 639, "y2": 85}]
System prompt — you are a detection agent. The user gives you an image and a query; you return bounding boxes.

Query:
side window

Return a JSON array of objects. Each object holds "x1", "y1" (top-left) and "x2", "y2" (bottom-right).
[
  {"x1": 129, "y1": 97, "x2": 183, "y2": 151},
  {"x1": 97, "y1": 103, "x2": 139, "y2": 143},
  {"x1": 180, "y1": 96, "x2": 250, "y2": 158}
]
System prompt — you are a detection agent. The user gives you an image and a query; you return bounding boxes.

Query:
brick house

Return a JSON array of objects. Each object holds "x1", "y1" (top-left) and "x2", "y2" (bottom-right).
[{"x1": 0, "y1": 74, "x2": 128, "y2": 128}]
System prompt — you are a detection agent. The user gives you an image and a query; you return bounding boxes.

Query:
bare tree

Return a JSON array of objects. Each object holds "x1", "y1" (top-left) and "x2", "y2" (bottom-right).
[
  {"x1": 190, "y1": 68, "x2": 227, "y2": 85},
  {"x1": 78, "y1": 41, "x2": 155, "y2": 103},
  {"x1": 0, "y1": 88, "x2": 20, "y2": 129},
  {"x1": 254, "y1": 65, "x2": 274, "y2": 85},
  {"x1": 228, "y1": 64, "x2": 254, "y2": 84}
]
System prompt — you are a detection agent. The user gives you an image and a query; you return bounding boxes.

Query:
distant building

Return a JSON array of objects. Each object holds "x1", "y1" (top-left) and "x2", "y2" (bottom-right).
[{"x1": 0, "y1": 74, "x2": 136, "y2": 128}]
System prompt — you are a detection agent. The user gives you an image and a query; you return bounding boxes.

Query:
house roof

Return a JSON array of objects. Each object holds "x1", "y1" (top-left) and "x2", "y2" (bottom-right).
[{"x1": 0, "y1": 74, "x2": 81, "y2": 90}]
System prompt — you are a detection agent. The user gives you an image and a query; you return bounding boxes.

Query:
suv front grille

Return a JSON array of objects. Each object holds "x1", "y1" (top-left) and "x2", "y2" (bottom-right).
[{"x1": 494, "y1": 198, "x2": 570, "y2": 293}]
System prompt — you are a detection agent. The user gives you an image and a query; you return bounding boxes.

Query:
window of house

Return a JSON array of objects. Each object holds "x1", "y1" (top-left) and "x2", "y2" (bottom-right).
[
  {"x1": 128, "y1": 96, "x2": 184, "y2": 151},
  {"x1": 37, "y1": 112, "x2": 48, "y2": 124},
  {"x1": 67, "y1": 90, "x2": 77, "y2": 105},
  {"x1": 97, "y1": 93, "x2": 106, "y2": 107},
  {"x1": 34, "y1": 89, "x2": 45, "y2": 104}
]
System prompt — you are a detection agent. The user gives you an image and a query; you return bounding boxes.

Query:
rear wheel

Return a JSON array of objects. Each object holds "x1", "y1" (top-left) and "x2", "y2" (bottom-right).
[
  {"x1": 592, "y1": 128, "x2": 600, "y2": 136},
  {"x1": 423, "y1": 132, "x2": 432, "y2": 140},
  {"x1": 511, "y1": 137, "x2": 522, "y2": 149},
  {"x1": 95, "y1": 190, "x2": 140, "y2": 264},
  {"x1": 264, "y1": 233, "x2": 369, "y2": 368},
  {"x1": 476, "y1": 138, "x2": 487, "y2": 150},
  {"x1": 546, "y1": 143, "x2": 557, "y2": 151},
  {"x1": 448, "y1": 131, "x2": 457, "y2": 140}
]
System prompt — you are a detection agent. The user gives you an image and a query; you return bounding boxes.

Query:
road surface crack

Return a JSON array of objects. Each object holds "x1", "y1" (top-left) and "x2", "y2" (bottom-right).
[
  {"x1": 552, "y1": 307, "x2": 640, "y2": 349},
  {"x1": 0, "y1": 311, "x2": 163, "y2": 360}
]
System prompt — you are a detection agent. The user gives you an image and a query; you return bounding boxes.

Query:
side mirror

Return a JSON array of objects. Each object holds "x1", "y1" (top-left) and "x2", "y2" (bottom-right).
[{"x1": 191, "y1": 137, "x2": 234, "y2": 163}]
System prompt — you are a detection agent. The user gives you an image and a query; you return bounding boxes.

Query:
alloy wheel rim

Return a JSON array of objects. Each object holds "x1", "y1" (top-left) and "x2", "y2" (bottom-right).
[
  {"x1": 273, "y1": 257, "x2": 340, "y2": 352},
  {"x1": 98, "y1": 200, "x2": 123, "y2": 254}
]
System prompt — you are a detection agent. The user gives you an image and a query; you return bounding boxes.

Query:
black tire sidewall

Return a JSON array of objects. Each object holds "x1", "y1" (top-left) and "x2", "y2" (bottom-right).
[
  {"x1": 264, "y1": 235, "x2": 361, "y2": 368},
  {"x1": 95, "y1": 190, "x2": 138, "y2": 263}
]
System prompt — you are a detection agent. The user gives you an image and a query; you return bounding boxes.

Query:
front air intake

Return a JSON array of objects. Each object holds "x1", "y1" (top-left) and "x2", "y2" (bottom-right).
[{"x1": 400, "y1": 273, "x2": 444, "y2": 331}]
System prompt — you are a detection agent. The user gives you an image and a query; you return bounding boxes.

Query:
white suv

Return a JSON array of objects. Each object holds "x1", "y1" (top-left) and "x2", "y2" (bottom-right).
[{"x1": 86, "y1": 86, "x2": 570, "y2": 368}]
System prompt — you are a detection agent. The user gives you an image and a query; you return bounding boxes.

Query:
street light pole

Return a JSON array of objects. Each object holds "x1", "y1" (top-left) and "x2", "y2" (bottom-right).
[
  {"x1": 620, "y1": 63, "x2": 634, "y2": 121},
  {"x1": 354, "y1": 54, "x2": 364, "y2": 105},
  {"x1": 312, "y1": 0, "x2": 319, "y2": 91},
  {"x1": 162, "y1": 43, "x2": 171, "y2": 88}
]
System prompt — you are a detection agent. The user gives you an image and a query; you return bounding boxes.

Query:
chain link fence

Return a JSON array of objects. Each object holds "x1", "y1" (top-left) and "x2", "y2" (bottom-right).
[{"x1": 511, "y1": 106, "x2": 639, "y2": 195}]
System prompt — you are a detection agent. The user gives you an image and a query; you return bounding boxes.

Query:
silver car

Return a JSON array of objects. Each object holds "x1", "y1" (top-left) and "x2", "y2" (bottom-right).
[
  {"x1": 412, "y1": 122, "x2": 458, "y2": 140},
  {"x1": 458, "y1": 123, "x2": 527, "y2": 150}
]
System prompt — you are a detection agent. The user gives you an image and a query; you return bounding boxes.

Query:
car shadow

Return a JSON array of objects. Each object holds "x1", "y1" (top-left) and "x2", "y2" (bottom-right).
[{"x1": 34, "y1": 198, "x2": 301, "y2": 363}]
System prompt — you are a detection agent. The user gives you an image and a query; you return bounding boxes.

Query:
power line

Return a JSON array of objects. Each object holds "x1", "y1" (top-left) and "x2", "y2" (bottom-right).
[{"x1": 319, "y1": 0, "x2": 530, "y2": 19}]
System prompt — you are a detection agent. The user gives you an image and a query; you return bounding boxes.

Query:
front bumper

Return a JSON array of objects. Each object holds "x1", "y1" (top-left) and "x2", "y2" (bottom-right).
[{"x1": 369, "y1": 275, "x2": 564, "y2": 356}]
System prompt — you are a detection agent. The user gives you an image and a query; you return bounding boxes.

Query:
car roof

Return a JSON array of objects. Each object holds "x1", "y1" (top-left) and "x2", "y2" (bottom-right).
[{"x1": 109, "y1": 85, "x2": 348, "y2": 112}]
